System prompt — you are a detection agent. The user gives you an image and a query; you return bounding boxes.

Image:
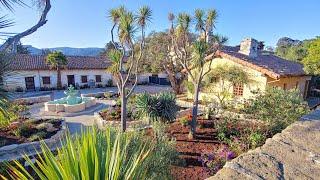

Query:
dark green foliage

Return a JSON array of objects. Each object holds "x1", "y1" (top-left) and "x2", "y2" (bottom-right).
[
  {"x1": 303, "y1": 37, "x2": 320, "y2": 75},
  {"x1": 183, "y1": 80, "x2": 194, "y2": 94},
  {"x1": 13, "y1": 123, "x2": 33, "y2": 137},
  {"x1": 27, "y1": 131, "x2": 47, "y2": 141},
  {"x1": 136, "y1": 92, "x2": 179, "y2": 122},
  {"x1": 242, "y1": 88, "x2": 309, "y2": 134},
  {"x1": 275, "y1": 37, "x2": 314, "y2": 62},
  {"x1": 179, "y1": 117, "x2": 189, "y2": 126},
  {"x1": 215, "y1": 115, "x2": 268, "y2": 154},
  {"x1": 106, "y1": 79, "x2": 113, "y2": 87}
]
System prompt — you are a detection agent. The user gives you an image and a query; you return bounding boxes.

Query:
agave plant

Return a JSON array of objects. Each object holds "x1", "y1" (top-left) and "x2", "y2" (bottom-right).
[
  {"x1": 2, "y1": 127, "x2": 178, "y2": 179},
  {"x1": 136, "y1": 92, "x2": 179, "y2": 123}
]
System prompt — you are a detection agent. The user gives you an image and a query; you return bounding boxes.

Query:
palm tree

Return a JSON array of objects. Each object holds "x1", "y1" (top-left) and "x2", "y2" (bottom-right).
[
  {"x1": 46, "y1": 51, "x2": 67, "y2": 89},
  {"x1": 108, "y1": 6, "x2": 152, "y2": 132}
]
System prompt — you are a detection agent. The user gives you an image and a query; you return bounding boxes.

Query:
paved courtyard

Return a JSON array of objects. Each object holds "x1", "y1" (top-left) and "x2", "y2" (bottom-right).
[{"x1": 27, "y1": 85, "x2": 171, "y2": 134}]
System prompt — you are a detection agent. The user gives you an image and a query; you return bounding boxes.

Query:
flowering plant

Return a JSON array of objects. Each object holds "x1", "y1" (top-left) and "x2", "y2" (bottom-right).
[{"x1": 199, "y1": 145, "x2": 235, "y2": 174}]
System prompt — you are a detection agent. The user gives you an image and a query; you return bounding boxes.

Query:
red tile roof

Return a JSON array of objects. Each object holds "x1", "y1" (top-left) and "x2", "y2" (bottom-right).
[
  {"x1": 9, "y1": 54, "x2": 111, "y2": 70},
  {"x1": 217, "y1": 46, "x2": 307, "y2": 79}
]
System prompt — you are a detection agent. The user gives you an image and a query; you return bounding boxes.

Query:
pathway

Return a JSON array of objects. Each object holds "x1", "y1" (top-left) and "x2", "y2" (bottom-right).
[{"x1": 29, "y1": 100, "x2": 113, "y2": 134}]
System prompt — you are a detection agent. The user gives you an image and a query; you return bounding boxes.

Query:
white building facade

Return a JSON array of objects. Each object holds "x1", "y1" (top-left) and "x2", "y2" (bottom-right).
[{"x1": 4, "y1": 55, "x2": 114, "y2": 91}]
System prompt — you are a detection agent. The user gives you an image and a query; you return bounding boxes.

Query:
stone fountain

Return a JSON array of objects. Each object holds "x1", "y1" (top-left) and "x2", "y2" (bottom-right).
[{"x1": 44, "y1": 85, "x2": 96, "y2": 113}]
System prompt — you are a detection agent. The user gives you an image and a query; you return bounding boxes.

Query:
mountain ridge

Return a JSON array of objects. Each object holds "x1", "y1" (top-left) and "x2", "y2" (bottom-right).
[{"x1": 25, "y1": 45, "x2": 104, "y2": 57}]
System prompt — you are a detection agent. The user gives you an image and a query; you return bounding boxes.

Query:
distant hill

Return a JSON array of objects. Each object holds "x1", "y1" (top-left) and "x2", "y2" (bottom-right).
[{"x1": 24, "y1": 45, "x2": 104, "y2": 57}]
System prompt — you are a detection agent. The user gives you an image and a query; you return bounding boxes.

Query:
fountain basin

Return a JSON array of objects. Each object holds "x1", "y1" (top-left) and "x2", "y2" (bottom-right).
[{"x1": 44, "y1": 97, "x2": 96, "y2": 113}]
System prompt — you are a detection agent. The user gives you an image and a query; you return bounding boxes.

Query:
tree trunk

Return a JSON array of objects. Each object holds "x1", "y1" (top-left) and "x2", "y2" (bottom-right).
[
  {"x1": 165, "y1": 69, "x2": 185, "y2": 95},
  {"x1": 120, "y1": 88, "x2": 127, "y2": 132},
  {"x1": 57, "y1": 67, "x2": 62, "y2": 89},
  {"x1": 190, "y1": 83, "x2": 200, "y2": 138}
]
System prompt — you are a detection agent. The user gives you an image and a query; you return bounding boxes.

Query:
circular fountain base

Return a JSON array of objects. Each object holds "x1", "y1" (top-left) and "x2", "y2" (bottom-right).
[{"x1": 44, "y1": 97, "x2": 96, "y2": 113}]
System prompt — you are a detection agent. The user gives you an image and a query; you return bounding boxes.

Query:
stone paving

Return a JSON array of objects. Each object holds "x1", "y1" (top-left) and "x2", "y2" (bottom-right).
[
  {"x1": 26, "y1": 85, "x2": 171, "y2": 134},
  {"x1": 209, "y1": 110, "x2": 320, "y2": 180},
  {"x1": 29, "y1": 100, "x2": 112, "y2": 134}
]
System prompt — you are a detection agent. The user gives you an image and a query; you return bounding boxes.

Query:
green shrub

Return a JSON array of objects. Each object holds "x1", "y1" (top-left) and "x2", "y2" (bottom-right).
[
  {"x1": 13, "y1": 123, "x2": 33, "y2": 137},
  {"x1": 243, "y1": 88, "x2": 310, "y2": 134},
  {"x1": 104, "y1": 92, "x2": 113, "y2": 98},
  {"x1": 4, "y1": 127, "x2": 177, "y2": 179},
  {"x1": 136, "y1": 92, "x2": 179, "y2": 123},
  {"x1": 28, "y1": 131, "x2": 47, "y2": 141},
  {"x1": 106, "y1": 79, "x2": 113, "y2": 87},
  {"x1": 248, "y1": 132, "x2": 265, "y2": 149},
  {"x1": 183, "y1": 80, "x2": 194, "y2": 94},
  {"x1": 179, "y1": 117, "x2": 189, "y2": 126},
  {"x1": 152, "y1": 121, "x2": 168, "y2": 138},
  {"x1": 215, "y1": 115, "x2": 241, "y2": 141}
]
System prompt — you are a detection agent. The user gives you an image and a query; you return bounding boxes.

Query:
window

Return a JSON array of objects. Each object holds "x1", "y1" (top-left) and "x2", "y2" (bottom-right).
[
  {"x1": 95, "y1": 75, "x2": 102, "y2": 82},
  {"x1": 42, "y1": 76, "x2": 51, "y2": 85},
  {"x1": 283, "y1": 83, "x2": 287, "y2": 90},
  {"x1": 81, "y1": 76, "x2": 88, "y2": 83},
  {"x1": 233, "y1": 83, "x2": 244, "y2": 96}
]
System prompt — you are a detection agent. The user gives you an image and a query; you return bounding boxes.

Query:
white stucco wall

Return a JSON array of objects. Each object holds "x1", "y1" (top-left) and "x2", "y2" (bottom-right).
[
  {"x1": 3, "y1": 69, "x2": 160, "y2": 91},
  {"x1": 3, "y1": 69, "x2": 113, "y2": 91},
  {"x1": 60, "y1": 69, "x2": 112, "y2": 87}
]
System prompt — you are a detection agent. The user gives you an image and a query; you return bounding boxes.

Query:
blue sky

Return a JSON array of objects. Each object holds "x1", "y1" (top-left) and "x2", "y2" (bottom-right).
[{"x1": 2, "y1": 0, "x2": 320, "y2": 48}]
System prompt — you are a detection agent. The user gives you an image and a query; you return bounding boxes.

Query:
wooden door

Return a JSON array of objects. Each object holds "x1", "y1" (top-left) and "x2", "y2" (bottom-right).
[
  {"x1": 67, "y1": 75, "x2": 75, "y2": 87},
  {"x1": 25, "y1": 77, "x2": 35, "y2": 90}
]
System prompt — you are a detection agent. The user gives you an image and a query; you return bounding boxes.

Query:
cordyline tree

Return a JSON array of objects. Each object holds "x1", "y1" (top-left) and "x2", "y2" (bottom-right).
[
  {"x1": 107, "y1": 6, "x2": 152, "y2": 132},
  {"x1": 46, "y1": 51, "x2": 67, "y2": 89},
  {"x1": 169, "y1": 9, "x2": 227, "y2": 138}
]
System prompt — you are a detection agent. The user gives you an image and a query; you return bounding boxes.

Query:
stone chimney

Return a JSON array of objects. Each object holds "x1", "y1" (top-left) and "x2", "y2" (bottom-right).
[{"x1": 238, "y1": 38, "x2": 259, "y2": 58}]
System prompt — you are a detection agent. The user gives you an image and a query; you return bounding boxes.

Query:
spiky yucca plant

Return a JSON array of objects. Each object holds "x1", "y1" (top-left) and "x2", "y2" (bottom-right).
[
  {"x1": 2, "y1": 127, "x2": 177, "y2": 180},
  {"x1": 136, "y1": 92, "x2": 179, "y2": 123}
]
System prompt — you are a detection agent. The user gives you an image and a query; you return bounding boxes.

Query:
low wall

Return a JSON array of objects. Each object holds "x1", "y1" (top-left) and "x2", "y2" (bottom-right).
[
  {"x1": 14, "y1": 95, "x2": 52, "y2": 105},
  {"x1": 0, "y1": 121, "x2": 66, "y2": 162},
  {"x1": 208, "y1": 110, "x2": 320, "y2": 180},
  {"x1": 94, "y1": 112, "x2": 147, "y2": 129},
  {"x1": 45, "y1": 97, "x2": 96, "y2": 113}
]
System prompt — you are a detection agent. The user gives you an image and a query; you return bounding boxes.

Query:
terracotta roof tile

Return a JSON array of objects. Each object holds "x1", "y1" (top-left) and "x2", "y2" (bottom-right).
[
  {"x1": 9, "y1": 54, "x2": 111, "y2": 70},
  {"x1": 219, "y1": 46, "x2": 307, "y2": 79}
]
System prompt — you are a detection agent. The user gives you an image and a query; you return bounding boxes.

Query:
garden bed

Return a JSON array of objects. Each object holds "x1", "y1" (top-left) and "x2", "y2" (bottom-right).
[
  {"x1": 98, "y1": 105, "x2": 136, "y2": 122},
  {"x1": 168, "y1": 119, "x2": 218, "y2": 180},
  {"x1": 0, "y1": 118, "x2": 63, "y2": 147},
  {"x1": 144, "y1": 113, "x2": 273, "y2": 180}
]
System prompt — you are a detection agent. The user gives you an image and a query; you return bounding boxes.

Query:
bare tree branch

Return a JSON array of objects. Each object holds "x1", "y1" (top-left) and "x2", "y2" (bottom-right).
[{"x1": 0, "y1": 0, "x2": 51, "y2": 52}]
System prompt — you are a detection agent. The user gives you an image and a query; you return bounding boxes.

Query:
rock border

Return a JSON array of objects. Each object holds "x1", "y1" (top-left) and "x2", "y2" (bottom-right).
[
  {"x1": 40, "y1": 102, "x2": 106, "y2": 117},
  {"x1": 94, "y1": 112, "x2": 147, "y2": 129},
  {"x1": 207, "y1": 109, "x2": 320, "y2": 180},
  {"x1": 0, "y1": 120, "x2": 67, "y2": 162}
]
